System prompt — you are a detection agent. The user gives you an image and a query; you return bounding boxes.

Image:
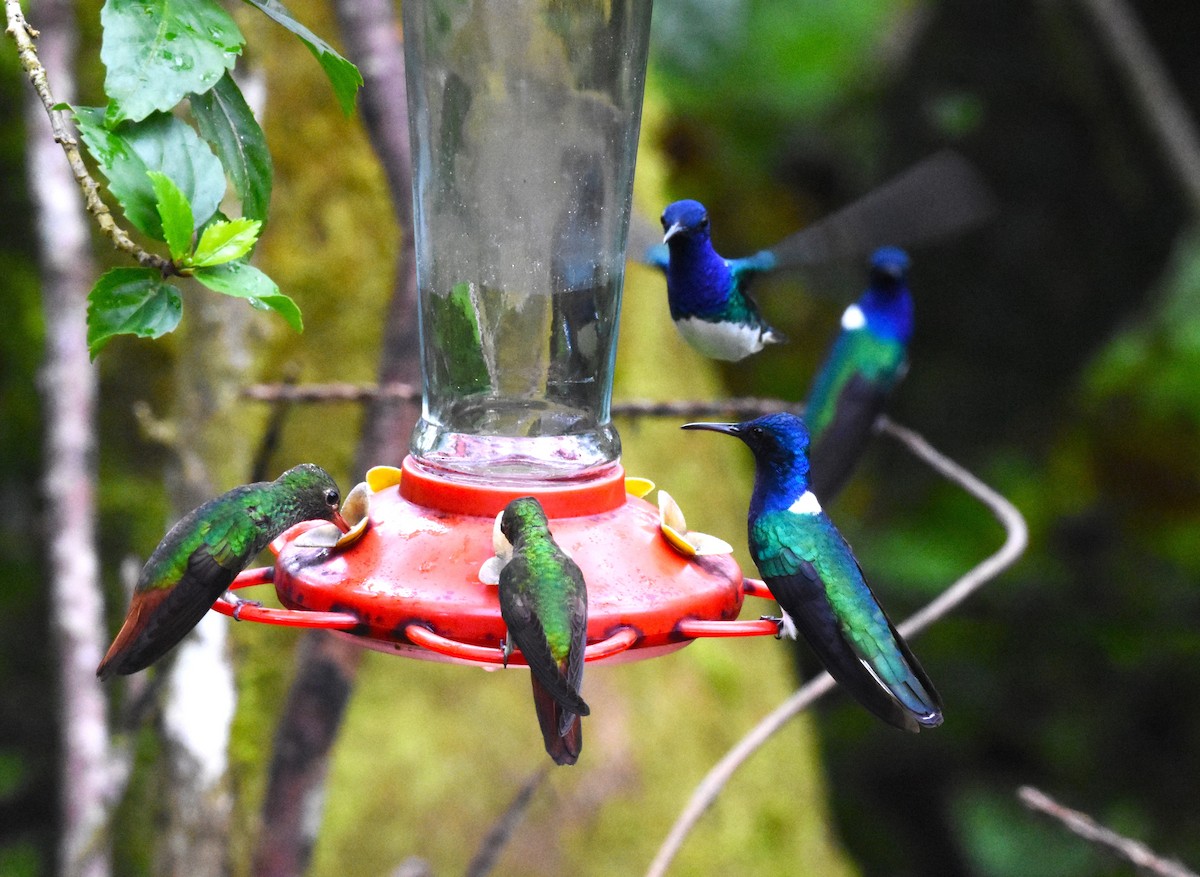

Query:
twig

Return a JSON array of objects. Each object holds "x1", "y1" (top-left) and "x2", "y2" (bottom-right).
[
  {"x1": 3, "y1": 0, "x2": 173, "y2": 273},
  {"x1": 464, "y1": 766, "x2": 551, "y2": 877},
  {"x1": 644, "y1": 418, "x2": 1028, "y2": 877},
  {"x1": 249, "y1": 366, "x2": 300, "y2": 483},
  {"x1": 1073, "y1": 0, "x2": 1200, "y2": 218},
  {"x1": 242, "y1": 380, "x2": 422, "y2": 404},
  {"x1": 241, "y1": 382, "x2": 797, "y2": 421},
  {"x1": 1018, "y1": 786, "x2": 1199, "y2": 877}
]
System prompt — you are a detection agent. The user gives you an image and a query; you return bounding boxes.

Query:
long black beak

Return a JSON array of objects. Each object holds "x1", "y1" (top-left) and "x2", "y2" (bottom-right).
[
  {"x1": 681, "y1": 421, "x2": 742, "y2": 436},
  {"x1": 662, "y1": 221, "x2": 685, "y2": 244}
]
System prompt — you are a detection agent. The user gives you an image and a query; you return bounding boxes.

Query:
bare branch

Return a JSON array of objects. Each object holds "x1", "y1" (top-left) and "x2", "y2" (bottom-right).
[
  {"x1": 1073, "y1": 0, "x2": 1200, "y2": 217},
  {"x1": 644, "y1": 419, "x2": 1028, "y2": 877},
  {"x1": 1018, "y1": 786, "x2": 1199, "y2": 877},
  {"x1": 4, "y1": 0, "x2": 174, "y2": 273},
  {"x1": 240, "y1": 382, "x2": 797, "y2": 422},
  {"x1": 464, "y1": 767, "x2": 551, "y2": 877}
]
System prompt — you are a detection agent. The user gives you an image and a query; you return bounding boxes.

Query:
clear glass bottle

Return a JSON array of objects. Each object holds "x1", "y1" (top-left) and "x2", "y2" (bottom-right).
[{"x1": 402, "y1": 0, "x2": 653, "y2": 483}]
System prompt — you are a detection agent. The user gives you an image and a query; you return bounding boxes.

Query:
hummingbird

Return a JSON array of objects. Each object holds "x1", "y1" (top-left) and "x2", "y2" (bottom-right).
[
  {"x1": 682, "y1": 413, "x2": 942, "y2": 732},
  {"x1": 97, "y1": 464, "x2": 349, "y2": 680},
  {"x1": 497, "y1": 496, "x2": 590, "y2": 765},
  {"x1": 804, "y1": 246, "x2": 913, "y2": 501},
  {"x1": 643, "y1": 149, "x2": 992, "y2": 361}
]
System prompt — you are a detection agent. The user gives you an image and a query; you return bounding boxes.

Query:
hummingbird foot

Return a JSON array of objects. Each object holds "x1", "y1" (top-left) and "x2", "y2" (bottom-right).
[
  {"x1": 229, "y1": 595, "x2": 264, "y2": 621},
  {"x1": 758, "y1": 614, "x2": 786, "y2": 639},
  {"x1": 500, "y1": 637, "x2": 511, "y2": 668}
]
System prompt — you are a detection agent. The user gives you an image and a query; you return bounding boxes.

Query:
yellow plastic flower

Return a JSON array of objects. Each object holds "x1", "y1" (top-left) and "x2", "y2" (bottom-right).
[{"x1": 657, "y1": 489, "x2": 734, "y2": 556}]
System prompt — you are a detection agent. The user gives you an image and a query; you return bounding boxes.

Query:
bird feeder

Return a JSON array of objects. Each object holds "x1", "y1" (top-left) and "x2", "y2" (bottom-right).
[{"x1": 218, "y1": 0, "x2": 778, "y2": 664}]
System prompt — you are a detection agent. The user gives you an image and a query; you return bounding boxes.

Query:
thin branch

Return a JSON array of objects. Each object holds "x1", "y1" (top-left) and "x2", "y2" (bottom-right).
[
  {"x1": 3, "y1": 0, "x2": 173, "y2": 273},
  {"x1": 241, "y1": 382, "x2": 794, "y2": 420},
  {"x1": 243, "y1": 380, "x2": 421, "y2": 405},
  {"x1": 1018, "y1": 786, "x2": 1199, "y2": 877},
  {"x1": 464, "y1": 767, "x2": 551, "y2": 877},
  {"x1": 1073, "y1": 0, "x2": 1200, "y2": 217},
  {"x1": 644, "y1": 419, "x2": 1028, "y2": 877}
]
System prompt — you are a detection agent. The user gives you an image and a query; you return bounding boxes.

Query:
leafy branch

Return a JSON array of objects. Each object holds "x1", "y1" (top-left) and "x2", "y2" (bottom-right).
[
  {"x1": 4, "y1": 0, "x2": 171, "y2": 274},
  {"x1": 4, "y1": 0, "x2": 362, "y2": 358}
]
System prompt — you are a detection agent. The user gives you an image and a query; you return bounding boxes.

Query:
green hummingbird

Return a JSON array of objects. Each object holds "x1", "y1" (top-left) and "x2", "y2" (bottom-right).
[
  {"x1": 497, "y1": 496, "x2": 590, "y2": 766},
  {"x1": 97, "y1": 464, "x2": 348, "y2": 680}
]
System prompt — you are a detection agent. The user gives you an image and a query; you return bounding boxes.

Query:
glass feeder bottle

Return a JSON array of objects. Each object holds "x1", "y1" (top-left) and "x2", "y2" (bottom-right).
[{"x1": 402, "y1": 0, "x2": 653, "y2": 483}]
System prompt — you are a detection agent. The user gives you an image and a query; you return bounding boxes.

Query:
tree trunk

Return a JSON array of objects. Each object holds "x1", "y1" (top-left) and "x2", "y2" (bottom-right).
[{"x1": 25, "y1": 0, "x2": 112, "y2": 873}]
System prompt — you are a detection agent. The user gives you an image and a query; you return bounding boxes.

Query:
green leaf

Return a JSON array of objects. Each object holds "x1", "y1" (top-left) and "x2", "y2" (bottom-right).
[
  {"x1": 74, "y1": 107, "x2": 226, "y2": 239},
  {"x1": 147, "y1": 171, "x2": 194, "y2": 260},
  {"x1": 87, "y1": 267, "x2": 183, "y2": 358},
  {"x1": 100, "y1": 0, "x2": 244, "y2": 124},
  {"x1": 192, "y1": 261, "x2": 303, "y2": 332},
  {"x1": 241, "y1": 0, "x2": 362, "y2": 115},
  {"x1": 190, "y1": 218, "x2": 261, "y2": 267},
  {"x1": 190, "y1": 72, "x2": 272, "y2": 221}
]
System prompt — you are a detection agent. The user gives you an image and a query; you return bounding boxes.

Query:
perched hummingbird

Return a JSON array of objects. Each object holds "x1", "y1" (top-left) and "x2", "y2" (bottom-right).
[
  {"x1": 643, "y1": 149, "x2": 991, "y2": 361},
  {"x1": 97, "y1": 464, "x2": 349, "y2": 680},
  {"x1": 682, "y1": 413, "x2": 942, "y2": 732},
  {"x1": 497, "y1": 496, "x2": 590, "y2": 765},
  {"x1": 804, "y1": 246, "x2": 913, "y2": 501}
]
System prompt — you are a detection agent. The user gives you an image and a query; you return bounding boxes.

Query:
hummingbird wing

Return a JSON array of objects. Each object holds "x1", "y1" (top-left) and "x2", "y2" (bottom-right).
[
  {"x1": 628, "y1": 212, "x2": 668, "y2": 269},
  {"x1": 767, "y1": 150, "x2": 995, "y2": 270},
  {"x1": 97, "y1": 494, "x2": 264, "y2": 678},
  {"x1": 805, "y1": 328, "x2": 908, "y2": 500},
  {"x1": 498, "y1": 555, "x2": 591, "y2": 718},
  {"x1": 807, "y1": 372, "x2": 891, "y2": 502},
  {"x1": 752, "y1": 513, "x2": 942, "y2": 732},
  {"x1": 561, "y1": 561, "x2": 589, "y2": 738}
]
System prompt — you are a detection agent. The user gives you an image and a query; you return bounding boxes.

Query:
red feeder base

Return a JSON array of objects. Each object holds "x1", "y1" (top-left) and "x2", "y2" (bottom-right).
[{"x1": 264, "y1": 456, "x2": 749, "y2": 666}]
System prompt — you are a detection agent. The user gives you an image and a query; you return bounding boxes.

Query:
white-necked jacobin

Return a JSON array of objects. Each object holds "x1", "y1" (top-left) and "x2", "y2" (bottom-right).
[
  {"x1": 97, "y1": 464, "x2": 349, "y2": 679},
  {"x1": 804, "y1": 246, "x2": 913, "y2": 501},
  {"x1": 682, "y1": 413, "x2": 943, "y2": 732},
  {"x1": 644, "y1": 149, "x2": 992, "y2": 362},
  {"x1": 498, "y1": 496, "x2": 591, "y2": 765}
]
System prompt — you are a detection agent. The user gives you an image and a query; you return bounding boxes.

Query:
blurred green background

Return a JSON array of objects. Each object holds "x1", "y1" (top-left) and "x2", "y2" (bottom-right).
[{"x1": 4, "y1": 0, "x2": 1200, "y2": 874}]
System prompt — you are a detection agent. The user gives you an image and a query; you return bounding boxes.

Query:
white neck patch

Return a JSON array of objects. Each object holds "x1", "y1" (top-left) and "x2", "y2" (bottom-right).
[
  {"x1": 841, "y1": 304, "x2": 866, "y2": 331},
  {"x1": 787, "y1": 491, "x2": 822, "y2": 515}
]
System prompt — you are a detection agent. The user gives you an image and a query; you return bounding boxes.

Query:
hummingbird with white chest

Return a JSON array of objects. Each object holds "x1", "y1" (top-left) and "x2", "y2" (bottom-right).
[
  {"x1": 643, "y1": 149, "x2": 992, "y2": 362},
  {"x1": 683, "y1": 413, "x2": 943, "y2": 732},
  {"x1": 804, "y1": 245, "x2": 914, "y2": 501}
]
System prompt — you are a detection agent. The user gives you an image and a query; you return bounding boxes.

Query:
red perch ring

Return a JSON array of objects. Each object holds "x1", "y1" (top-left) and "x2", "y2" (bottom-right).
[{"x1": 265, "y1": 457, "x2": 748, "y2": 667}]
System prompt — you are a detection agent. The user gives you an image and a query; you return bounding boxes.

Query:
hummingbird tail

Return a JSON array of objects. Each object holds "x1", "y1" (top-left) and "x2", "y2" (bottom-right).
[
  {"x1": 531, "y1": 676, "x2": 583, "y2": 766},
  {"x1": 96, "y1": 588, "x2": 175, "y2": 679}
]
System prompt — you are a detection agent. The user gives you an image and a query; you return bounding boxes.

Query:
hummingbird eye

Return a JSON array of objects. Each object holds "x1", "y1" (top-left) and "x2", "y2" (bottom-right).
[
  {"x1": 324, "y1": 488, "x2": 339, "y2": 506},
  {"x1": 699, "y1": 216, "x2": 709, "y2": 228},
  {"x1": 660, "y1": 214, "x2": 668, "y2": 230}
]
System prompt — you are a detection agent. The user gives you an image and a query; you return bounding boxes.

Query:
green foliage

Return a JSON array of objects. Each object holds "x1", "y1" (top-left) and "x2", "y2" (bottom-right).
[
  {"x1": 190, "y1": 217, "x2": 261, "y2": 266},
  {"x1": 148, "y1": 171, "x2": 194, "y2": 259},
  {"x1": 73, "y1": 107, "x2": 225, "y2": 239},
  {"x1": 189, "y1": 72, "x2": 272, "y2": 221},
  {"x1": 86, "y1": 267, "x2": 183, "y2": 357},
  {"x1": 99, "y1": 0, "x2": 244, "y2": 124},
  {"x1": 66, "y1": 0, "x2": 360, "y2": 355},
  {"x1": 192, "y1": 259, "x2": 302, "y2": 331},
  {"x1": 240, "y1": 0, "x2": 363, "y2": 115}
]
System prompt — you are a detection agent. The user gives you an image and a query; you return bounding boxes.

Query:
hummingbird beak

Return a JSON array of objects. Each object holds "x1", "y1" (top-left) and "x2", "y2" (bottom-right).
[
  {"x1": 662, "y1": 221, "x2": 685, "y2": 244},
  {"x1": 681, "y1": 421, "x2": 742, "y2": 437},
  {"x1": 332, "y1": 509, "x2": 351, "y2": 533}
]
